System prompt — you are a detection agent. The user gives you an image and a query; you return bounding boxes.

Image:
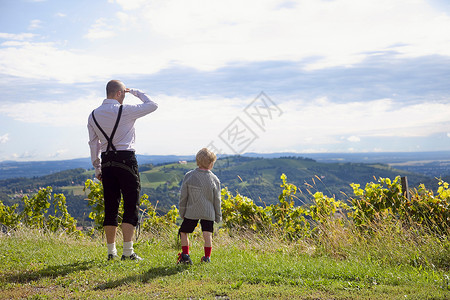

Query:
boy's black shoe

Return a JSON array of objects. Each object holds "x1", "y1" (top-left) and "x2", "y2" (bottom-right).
[
  {"x1": 177, "y1": 252, "x2": 193, "y2": 265},
  {"x1": 200, "y1": 256, "x2": 211, "y2": 263},
  {"x1": 107, "y1": 254, "x2": 119, "y2": 261},
  {"x1": 121, "y1": 253, "x2": 143, "y2": 261}
]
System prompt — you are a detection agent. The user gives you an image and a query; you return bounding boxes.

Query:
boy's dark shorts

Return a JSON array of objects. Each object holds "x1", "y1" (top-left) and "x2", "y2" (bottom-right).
[{"x1": 180, "y1": 218, "x2": 214, "y2": 233}]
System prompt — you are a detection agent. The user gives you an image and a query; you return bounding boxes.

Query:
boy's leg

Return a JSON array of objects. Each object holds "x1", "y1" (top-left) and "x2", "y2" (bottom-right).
[
  {"x1": 177, "y1": 218, "x2": 197, "y2": 264},
  {"x1": 203, "y1": 231, "x2": 212, "y2": 259},
  {"x1": 179, "y1": 218, "x2": 198, "y2": 254},
  {"x1": 200, "y1": 220, "x2": 214, "y2": 261},
  {"x1": 180, "y1": 231, "x2": 190, "y2": 254},
  {"x1": 177, "y1": 232, "x2": 193, "y2": 264},
  {"x1": 203, "y1": 231, "x2": 212, "y2": 247}
]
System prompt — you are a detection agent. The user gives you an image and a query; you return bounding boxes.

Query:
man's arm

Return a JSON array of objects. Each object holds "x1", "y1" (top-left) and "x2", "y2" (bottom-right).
[
  {"x1": 87, "y1": 118, "x2": 102, "y2": 180},
  {"x1": 126, "y1": 89, "x2": 158, "y2": 119}
]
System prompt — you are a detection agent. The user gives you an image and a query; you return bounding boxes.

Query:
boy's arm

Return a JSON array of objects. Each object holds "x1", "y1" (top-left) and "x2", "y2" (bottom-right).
[
  {"x1": 214, "y1": 180, "x2": 222, "y2": 223},
  {"x1": 179, "y1": 179, "x2": 188, "y2": 218}
]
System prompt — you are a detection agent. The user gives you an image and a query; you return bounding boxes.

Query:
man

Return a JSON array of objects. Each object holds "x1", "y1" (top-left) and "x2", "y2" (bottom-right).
[{"x1": 87, "y1": 80, "x2": 158, "y2": 261}]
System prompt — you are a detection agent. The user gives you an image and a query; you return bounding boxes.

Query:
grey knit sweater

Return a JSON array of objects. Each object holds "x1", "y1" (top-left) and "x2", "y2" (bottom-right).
[{"x1": 179, "y1": 168, "x2": 222, "y2": 223}]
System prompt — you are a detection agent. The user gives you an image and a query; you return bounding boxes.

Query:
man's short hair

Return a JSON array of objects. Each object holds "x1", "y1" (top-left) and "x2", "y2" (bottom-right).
[
  {"x1": 106, "y1": 80, "x2": 124, "y2": 98},
  {"x1": 196, "y1": 148, "x2": 217, "y2": 169}
]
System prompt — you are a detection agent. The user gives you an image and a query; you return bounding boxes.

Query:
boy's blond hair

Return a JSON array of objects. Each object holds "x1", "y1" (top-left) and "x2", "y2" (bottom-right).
[{"x1": 196, "y1": 148, "x2": 217, "y2": 169}]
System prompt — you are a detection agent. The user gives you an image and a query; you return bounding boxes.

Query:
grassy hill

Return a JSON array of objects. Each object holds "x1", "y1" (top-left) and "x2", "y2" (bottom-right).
[
  {"x1": 1, "y1": 155, "x2": 449, "y2": 299},
  {"x1": 0, "y1": 156, "x2": 436, "y2": 223},
  {"x1": 1, "y1": 227, "x2": 449, "y2": 299}
]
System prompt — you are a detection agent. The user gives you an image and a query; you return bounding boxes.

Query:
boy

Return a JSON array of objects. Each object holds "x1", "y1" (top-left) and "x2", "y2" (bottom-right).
[{"x1": 177, "y1": 148, "x2": 222, "y2": 264}]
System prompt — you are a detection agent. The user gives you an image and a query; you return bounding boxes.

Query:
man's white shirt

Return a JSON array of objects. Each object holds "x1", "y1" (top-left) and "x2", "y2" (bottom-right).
[{"x1": 87, "y1": 89, "x2": 158, "y2": 177}]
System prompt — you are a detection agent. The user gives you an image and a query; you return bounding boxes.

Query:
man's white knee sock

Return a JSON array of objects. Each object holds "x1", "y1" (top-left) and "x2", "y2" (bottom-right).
[
  {"x1": 107, "y1": 242, "x2": 117, "y2": 256},
  {"x1": 123, "y1": 241, "x2": 134, "y2": 256}
]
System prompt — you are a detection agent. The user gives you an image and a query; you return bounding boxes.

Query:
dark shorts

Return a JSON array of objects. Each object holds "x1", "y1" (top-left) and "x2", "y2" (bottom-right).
[
  {"x1": 101, "y1": 151, "x2": 140, "y2": 227},
  {"x1": 179, "y1": 218, "x2": 214, "y2": 233}
]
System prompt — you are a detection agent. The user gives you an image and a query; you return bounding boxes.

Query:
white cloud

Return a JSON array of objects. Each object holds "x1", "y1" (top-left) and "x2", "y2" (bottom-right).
[
  {"x1": 1, "y1": 0, "x2": 450, "y2": 83},
  {"x1": 55, "y1": 12, "x2": 66, "y2": 17},
  {"x1": 12, "y1": 151, "x2": 37, "y2": 160},
  {"x1": 2, "y1": 92, "x2": 450, "y2": 154},
  {"x1": 121, "y1": 0, "x2": 450, "y2": 71},
  {"x1": 135, "y1": 94, "x2": 450, "y2": 154},
  {"x1": 112, "y1": 0, "x2": 148, "y2": 10},
  {"x1": 0, "y1": 41, "x2": 121, "y2": 83},
  {"x1": 0, "y1": 133, "x2": 9, "y2": 144},
  {"x1": 49, "y1": 149, "x2": 68, "y2": 158},
  {"x1": 0, "y1": 33, "x2": 36, "y2": 41},
  {"x1": 84, "y1": 18, "x2": 116, "y2": 40},
  {"x1": 28, "y1": 19, "x2": 42, "y2": 30},
  {"x1": 347, "y1": 136, "x2": 361, "y2": 142},
  {"x1": 251, "y1": 96, "x2": 450, "y2": 153},
  {"x1": 0, "y1": 92, "x2": 101, "y2": 126},
  {"x1": 0, "y1": 91, "x2": 242, "y2": 130}
]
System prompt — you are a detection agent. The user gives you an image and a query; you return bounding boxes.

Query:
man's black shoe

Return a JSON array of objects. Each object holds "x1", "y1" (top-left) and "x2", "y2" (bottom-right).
[
  {"x1": 121, "y1": 253, "x2": 143, "y2": 261},
  {"x1": 107, "y1": 254, "x2": 118, "y2": 261}
]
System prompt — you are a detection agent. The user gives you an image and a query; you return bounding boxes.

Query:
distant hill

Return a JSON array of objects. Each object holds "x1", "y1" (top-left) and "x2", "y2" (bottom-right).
[
  {"x1": 1, "y1": 155, "x2": 441, "y2": 224},
  {"x1": 2, "y1": 151, "x2": 450, "y2": 180},
  {"x1": 209, "y1": 156, "x2": 433, "y2": 205},
  {"x1": 0, "y1": 158, "x2": 93, "y2": 180},
  {"x1": 0, "y1": 155, "x2": 194, "y2": 180}
]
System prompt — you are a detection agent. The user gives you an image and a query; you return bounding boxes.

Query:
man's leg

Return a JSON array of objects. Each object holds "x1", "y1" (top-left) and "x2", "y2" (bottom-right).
[
  {"x1": 119, "y1": 154, "x2": 141, "y2": 259},
  {"x1": 102, "y1": 164, "x2": 121, "y2": 260},
  {"x1": 122, "y1": 222, "x2": 134, "y2": 243},
  {"x1": 105, "y1": 225, "x2": 118, "y2": 258},
  {"x1": 121, "y1": 222, "x2": 137, "y2": 258},
  {"x1": 105, "y1": 225, "x2": 118, "y2": 244}
]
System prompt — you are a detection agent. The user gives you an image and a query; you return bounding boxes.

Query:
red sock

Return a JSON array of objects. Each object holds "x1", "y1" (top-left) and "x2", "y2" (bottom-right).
[
  {"x1": 182, "y1": 246, "x2": 189, "y2": 254},
  {"x1": 204, "y1": 247, "x2": 212, "y2": 258}
]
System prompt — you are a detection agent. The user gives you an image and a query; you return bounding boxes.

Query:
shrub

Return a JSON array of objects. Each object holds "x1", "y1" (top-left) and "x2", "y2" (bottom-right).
[
  {"x1": 349, "y1": 176, "x2": 450, "y2": 235},
  {"x1": 221, "y1": 187, "x2": 272, "y2": 232},
  {"x1": 0, "y1": 187, "x2": 79, "y2": 234},
  {"x1": 139, "y1": 195, "x2": 178, "y2": 233}
]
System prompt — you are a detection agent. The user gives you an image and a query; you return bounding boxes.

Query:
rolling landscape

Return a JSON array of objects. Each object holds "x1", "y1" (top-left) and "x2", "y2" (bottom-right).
[
  {"x1": 1, "y1": 151, "x2": 450, "y2": 299},
  {"x1": 1, "y1": 151, "x2": 449, "y2": 224}
]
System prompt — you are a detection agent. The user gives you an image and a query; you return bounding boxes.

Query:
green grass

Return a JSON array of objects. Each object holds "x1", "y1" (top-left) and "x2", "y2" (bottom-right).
[
  {"x1": 60, "y1": 186, "x2": 87, "y2": 196},
  {"x1": 139, "y1": 163, "x2": 195, "y2": 189},
  {"x1": 1, "y1": 228, "x2": 449, "y2": 299}
]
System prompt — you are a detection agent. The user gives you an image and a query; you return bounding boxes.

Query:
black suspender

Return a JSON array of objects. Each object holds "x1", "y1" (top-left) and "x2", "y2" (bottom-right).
[{"x1": 91, "y1": 105, "x2": 123, "y2": 154}]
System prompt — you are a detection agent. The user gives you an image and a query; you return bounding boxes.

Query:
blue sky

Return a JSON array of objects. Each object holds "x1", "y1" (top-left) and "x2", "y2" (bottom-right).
[{"x1": 1, "y1": 0, "x2": 450, "y2": 161}]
